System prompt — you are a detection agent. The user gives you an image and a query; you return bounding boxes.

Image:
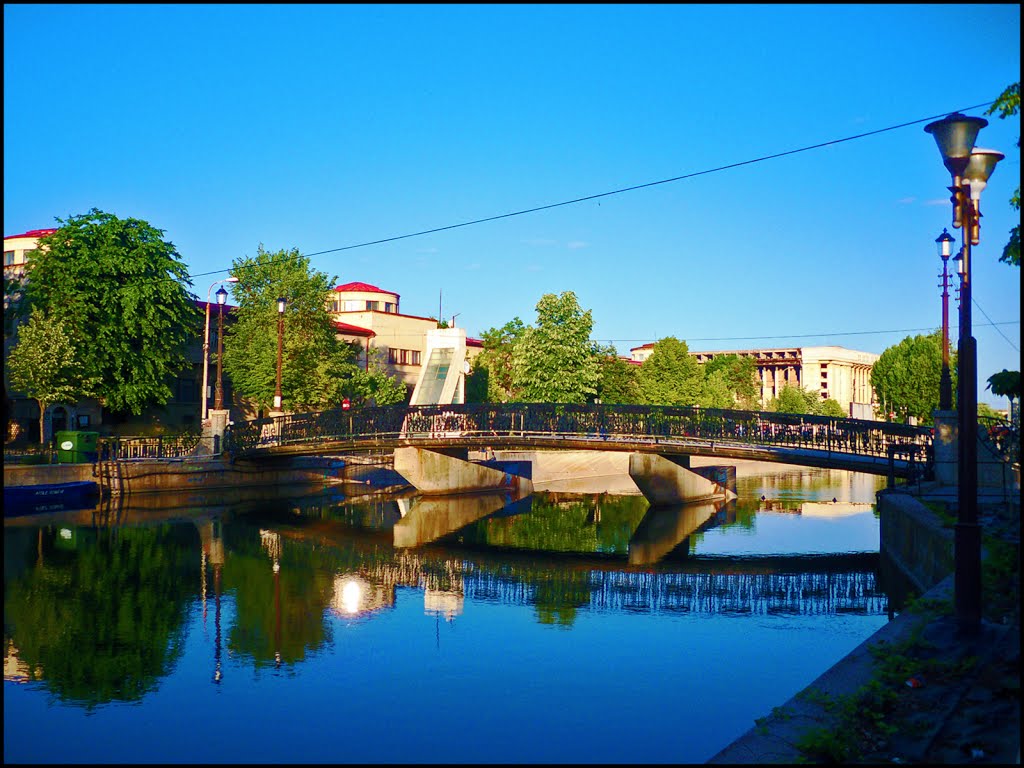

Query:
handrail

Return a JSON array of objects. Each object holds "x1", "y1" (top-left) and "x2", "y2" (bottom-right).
[{"x1": 225, "y1": 403, "x2": 934, "y2": 468}]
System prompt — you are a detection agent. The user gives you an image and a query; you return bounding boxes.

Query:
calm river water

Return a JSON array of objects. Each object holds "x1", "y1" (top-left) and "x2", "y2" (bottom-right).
[{"x1": 4, "y1": 462, "x2": 892, "y2": 763}]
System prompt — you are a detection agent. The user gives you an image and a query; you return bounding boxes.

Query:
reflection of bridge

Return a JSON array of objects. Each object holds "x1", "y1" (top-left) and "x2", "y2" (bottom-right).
[
  {"x1": 316, "y1": 546, "x2": 885, "y2": 619},
  {"x1": 227, "y1": 403, "x2": 932, "y2": 477}
]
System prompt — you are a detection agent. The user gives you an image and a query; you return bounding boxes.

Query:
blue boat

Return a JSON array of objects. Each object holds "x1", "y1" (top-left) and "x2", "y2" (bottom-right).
[{"x1": 4, "y1": 481, "x2": 100, "y2": 517}]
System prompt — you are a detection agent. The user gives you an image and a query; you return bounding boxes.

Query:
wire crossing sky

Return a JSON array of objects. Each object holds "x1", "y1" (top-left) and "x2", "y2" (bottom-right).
[{"x1": 4, "y1": 4, "x2": 1020, "y2": 406}]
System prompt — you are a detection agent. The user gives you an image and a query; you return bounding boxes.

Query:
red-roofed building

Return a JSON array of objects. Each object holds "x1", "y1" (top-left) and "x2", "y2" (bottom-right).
[{"x1": 327, "y1": 281, "x2": 482, "y2": 393}]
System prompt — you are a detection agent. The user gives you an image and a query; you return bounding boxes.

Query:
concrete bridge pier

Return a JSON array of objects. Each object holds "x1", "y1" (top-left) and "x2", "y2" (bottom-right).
[
  {"x1": 628, "y1": 453, "x2": 737, "y2": 507},
  {"x1": 393, "y1": 446, "x2": 533, "y2": 496}
]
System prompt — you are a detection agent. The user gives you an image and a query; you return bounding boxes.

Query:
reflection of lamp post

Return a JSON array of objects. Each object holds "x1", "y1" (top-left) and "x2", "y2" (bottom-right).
[
  {"x1": 936, "y1": 229, "x2": 955, "y2": 410},
  {"x1": 924, "y1": 112, "x2": 1004, "y2": 630},
  {"x1": 272, "y1": 297, "x2": 286, "y2": 415},
  {"x1": 202, "y1": 277, "x2": 238, "y2": 420},
  {"x1": 214, "y1": 286, "x2": 229, "y2": 411}
]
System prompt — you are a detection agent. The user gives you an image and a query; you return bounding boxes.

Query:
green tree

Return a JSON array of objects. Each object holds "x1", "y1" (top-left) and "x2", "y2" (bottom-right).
[
  {"x1": 816, "y1": 397, "x2": 847, "y2": 418},
  {"x1": 702, "y1": 354, "x2": 759, "y2": 409},
  {"x1": 511, "y1": 292, "x2": 600, "y2": 403},
  {"x1": 223, "y1": 245, "x2": 393, "y2": 412},
  {"x1": 870, "y1": 330, "x2": 955, "y2": 424},
  {"x1": 636, "y1": 336, "x2": 703, "y2": 406},
  {"x1": 985, "y1": 82, "x2": 1020, "y2": 268},
  {"x1": 473, "y1": 318, "x2": 525, "y2": 402},
  {"x1": 769, "y1": 384, "x2": 820, "y2": 414},
  {"x1": 19, "y1": 209, "x2": 200, "y2": 415},
  {"x1": 6, "y1": 311, "x2": 100, "y2": 441},
  {"x1": 699, "y1": 369, "x2": 735, "y2": 409},
  {"x1": 594, "y1": 344, "x2": 640, "y2": 404}
]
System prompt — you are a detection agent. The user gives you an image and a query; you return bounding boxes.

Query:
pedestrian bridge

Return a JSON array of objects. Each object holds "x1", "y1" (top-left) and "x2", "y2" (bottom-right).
[{"x1": 226, "y1": 402, "x2": 932, "y2": 478}]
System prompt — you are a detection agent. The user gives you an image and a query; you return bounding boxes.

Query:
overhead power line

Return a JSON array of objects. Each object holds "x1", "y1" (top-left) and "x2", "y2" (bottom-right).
[
  {"x1": 184, "y1": 100, "x2": 996, "y2": 281},
  {"x1": 594, "y1": 319, "x2": 1020, "y2": 346}
]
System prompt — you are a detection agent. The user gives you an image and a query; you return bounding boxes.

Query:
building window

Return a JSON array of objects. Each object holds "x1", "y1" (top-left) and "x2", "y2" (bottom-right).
[
  {"x1": 343, "y1": 300, "x2": 363, "y2": 312},
  {"x1": 4, "y1": 251, "x2": 14, "y2": 266},
  {"x1": 384, "y1": 302, "x2": 396, "y2": 313},
  {"x1": 76, "y1": 414, "x2": 91, "y2": 428},
  {"x1": 388, "y1": 348, "x2": 421, "y2": 366},
  {"x1": 178, "y1": 377, "x2": 199, "y2": 403},
  {"x1": 366, "y1": 300, "x2": 380, "y2": 311}
]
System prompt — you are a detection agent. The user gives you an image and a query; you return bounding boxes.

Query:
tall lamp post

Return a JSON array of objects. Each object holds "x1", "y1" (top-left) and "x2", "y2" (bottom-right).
[
  {"x1": 202, "y1": 277, "x2": 239, "y2": 421},
  {"x1": 936, "y1": 228, "x2": 955, "y2": 410},
  {"x1": 924, "y1": 112, "x2": 1004, "y2": 630},
  {"x1": 272, "y1": 296, "x2": 287, "y2": 415},
  {"x1": 214, "y1": 285, "x2": 229, "y2": 411}
]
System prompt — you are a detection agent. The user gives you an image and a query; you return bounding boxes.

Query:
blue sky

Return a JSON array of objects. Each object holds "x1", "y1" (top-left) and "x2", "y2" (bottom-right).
[{"x1": 4, "y1": 4, "x2": 1020, "y2": 406}]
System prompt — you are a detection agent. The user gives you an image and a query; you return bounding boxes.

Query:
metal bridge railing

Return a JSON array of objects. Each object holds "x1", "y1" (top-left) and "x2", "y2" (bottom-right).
[{"x1": 226, "y1": 403, "x2": 933, "y2": 465}]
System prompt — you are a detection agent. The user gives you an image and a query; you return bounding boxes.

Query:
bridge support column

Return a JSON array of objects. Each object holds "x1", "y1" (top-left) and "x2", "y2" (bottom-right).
[
  {"x1": 628, "y1": 453, "x2": 737, "y2": 507},
  {"x1": 394, "y1": 447, "x2": 533, "y2": 496}
]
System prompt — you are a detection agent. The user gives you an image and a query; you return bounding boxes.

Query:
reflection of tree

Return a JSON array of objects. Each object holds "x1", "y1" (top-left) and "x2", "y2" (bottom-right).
[
  {"x1": 460, "y1": 493, "x2": 648, "y2": 555},
  {"x1": 3, "y1": 525, "x2": 197, "y2": 710},
  {"x1": 533, "y1": 570, "x2": 592, "y2": 627},
  {"x1": 221, "y1": 526, "x2": 336, "y2": 668}
]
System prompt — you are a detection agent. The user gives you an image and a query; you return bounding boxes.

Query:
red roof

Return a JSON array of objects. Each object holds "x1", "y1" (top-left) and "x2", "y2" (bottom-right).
[
  {"x1": 334, "y1": 320, "x2": 375, "y2": 337},
  {"x1": 467, "y1": 337, "x2": 483, "y2": 347},
  {"x1": 4, "y1": 228, "x2": 57, "y2": 240},
  {"x1": 333, "y1": 281, "x2": 399, "y2": 298}
]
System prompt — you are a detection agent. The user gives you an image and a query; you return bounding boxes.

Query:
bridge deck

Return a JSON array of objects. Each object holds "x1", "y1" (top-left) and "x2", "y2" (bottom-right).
[{"x1": 227, "y1": 404, "x2": 933, "y2": 478}]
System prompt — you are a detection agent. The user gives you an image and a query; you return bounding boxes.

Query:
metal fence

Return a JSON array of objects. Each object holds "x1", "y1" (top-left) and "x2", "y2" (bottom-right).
[
  {"x1": 97, "y1": 433, "x2": 220, "y2": 461},
  {"x1": 226, "y1": 402, "x2": 934, "y2": 463}
]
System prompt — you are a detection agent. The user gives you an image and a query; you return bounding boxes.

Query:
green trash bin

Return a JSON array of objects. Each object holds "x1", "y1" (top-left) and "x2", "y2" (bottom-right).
[{"x1": 55, "y1": 431, "x2": 100, "y2": 463}]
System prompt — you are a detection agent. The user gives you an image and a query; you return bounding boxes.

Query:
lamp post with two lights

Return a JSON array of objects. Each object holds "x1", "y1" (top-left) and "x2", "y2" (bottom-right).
[{"x1": 923, "y1": 112, "x2": 1004, "y2": 630}]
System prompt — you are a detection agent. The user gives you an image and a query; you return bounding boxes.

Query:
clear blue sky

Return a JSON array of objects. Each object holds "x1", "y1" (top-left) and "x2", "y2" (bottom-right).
[{"x1": 4, "y1": 4, "x2": 1020, "y2": 406}]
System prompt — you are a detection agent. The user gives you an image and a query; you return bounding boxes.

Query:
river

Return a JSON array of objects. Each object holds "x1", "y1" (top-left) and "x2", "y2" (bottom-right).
[{"x1": 4, "y1": 460, "x2": 892, "y2": 763}]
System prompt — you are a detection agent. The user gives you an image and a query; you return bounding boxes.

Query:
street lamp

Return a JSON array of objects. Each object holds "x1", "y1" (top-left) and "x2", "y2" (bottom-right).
[
  {"x1": 202, "y1": 277, "x2": 239, "y2": 420},
  {"x1": 214, "y1": 286, "x2": 229, "y2": 411},
  {"x1": 936, "y1": 228, "x2": 955, "y2": 410},
  {"x1": 924, "y1": 112, "x2": 1004, "y2": 630},
  {"x1": 273, "y1": 296, "x2": 286, "y2": 414}
]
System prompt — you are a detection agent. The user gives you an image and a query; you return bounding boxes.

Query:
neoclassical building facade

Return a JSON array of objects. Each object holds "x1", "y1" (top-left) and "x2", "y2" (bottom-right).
[{"x1": 629, "y1": 343, "x2": 879, "y2": 418}]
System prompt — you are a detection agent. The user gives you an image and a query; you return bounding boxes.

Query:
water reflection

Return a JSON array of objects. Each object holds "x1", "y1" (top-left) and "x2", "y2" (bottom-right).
[{"x1": 5, "y1": 469, "x2": 889, "y2": 763}]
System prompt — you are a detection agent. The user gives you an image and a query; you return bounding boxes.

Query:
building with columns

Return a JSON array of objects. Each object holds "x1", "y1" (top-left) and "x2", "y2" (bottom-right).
[{"x1": 629, "y1": 343, "x2": 879, "y2": 419}]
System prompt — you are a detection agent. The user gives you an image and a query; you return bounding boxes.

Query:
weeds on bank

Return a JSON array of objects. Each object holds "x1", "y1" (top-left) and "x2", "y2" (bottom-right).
[{"x1": 793, "y1": 625, "x2": 976, "y2": 763}]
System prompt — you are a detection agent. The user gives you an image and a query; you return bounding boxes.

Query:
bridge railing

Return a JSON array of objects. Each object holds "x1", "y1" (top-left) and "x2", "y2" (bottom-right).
[{"x1": 226, "y1": 403, "x2": 933, "y2": 463}]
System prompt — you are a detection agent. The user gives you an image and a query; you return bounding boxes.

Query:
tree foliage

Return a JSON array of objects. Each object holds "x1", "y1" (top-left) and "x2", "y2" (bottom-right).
[
  {"x1": 511, "y1": 292, "x2": 600, "y2": 403},
  {"x1": 701, "y1": 354, "x2": 759, "y2": 409},
  {"x1": 472, "y1": 318, "x2": 525, "y2": 402},
  {"x1": 636, "y1": 337, "x2": 703, "y2": 406},
  {"x1": 870, "y1": 330, "x2": 955, "y2": 424},
  {"x1": 223, "y1": 245, "x2": 403, "y2": 412},
  {"x1": 766, "y1": 384, "x2": 846, "y2": 417},
  {"x1": 19, "y1": 209, "x2": 200, "y2": 415},
  {"x1": 7, "y1": 311, "x2": 100, "y2": 441},
  {"x1": 985, "y1": 81, "x2": 1020, "y2": 268},
  {"x1": 594, "y1": 344, "x2": 640, "y2": 404},
  {"x1": 769, "y1": 384, "x2": 820, "y2": 415},
  {"x1": 986, "y1": 369, "x2": 1020, "y2": 402}
]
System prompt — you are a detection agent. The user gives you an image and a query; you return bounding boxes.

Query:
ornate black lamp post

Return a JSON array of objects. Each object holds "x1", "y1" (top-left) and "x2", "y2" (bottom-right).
[
  {"x1": 936, "y1": 228, "x2": 955, "y2": 411},
  {"x1": 201, "y1": 276, "x2": 238, "y2": 420},
  {"x1": 273, "y1": 296, "x2": 287, "y2": 415},
  {"x1": 924, "y1": 112, "x2": 1004, "y2": 630},
  {"x1": 214, "y1": 286, "x2": 229, "y2": 411}
]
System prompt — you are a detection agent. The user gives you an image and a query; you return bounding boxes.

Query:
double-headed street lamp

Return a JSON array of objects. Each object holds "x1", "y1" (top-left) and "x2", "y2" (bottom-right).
[
  {"x1": 935, "y1": 228, "x2": 956, "y2": 411},
  {"x1": 272, "y1": 296, "x2": 287, "y2": 415},
  {"x1": 924, "y1": 112, "x2": 1004, "y2": 630},
  {"x1": 202, "y1": 277, "x2": 239, "y2": 421}
]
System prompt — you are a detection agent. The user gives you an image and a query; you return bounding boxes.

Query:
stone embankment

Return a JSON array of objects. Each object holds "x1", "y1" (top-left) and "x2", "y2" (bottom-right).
[{"x1": 708, "y1": 480, "x2": 1020, "y2": 765}]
